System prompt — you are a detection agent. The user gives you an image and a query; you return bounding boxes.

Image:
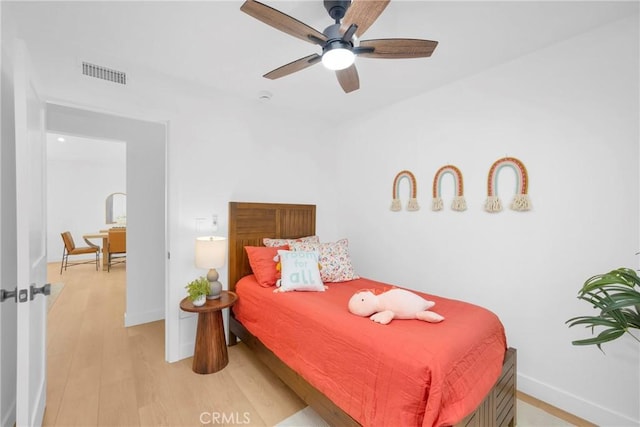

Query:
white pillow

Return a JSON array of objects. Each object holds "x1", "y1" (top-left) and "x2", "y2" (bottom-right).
[{"x1": 276, "y1": 250, "x2": 325, "y2": 292}]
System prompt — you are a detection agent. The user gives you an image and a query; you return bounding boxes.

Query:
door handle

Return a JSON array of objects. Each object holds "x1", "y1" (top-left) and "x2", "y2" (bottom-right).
[
  {"x1": 0, "y1": 287, "x2": 17, "y2": 303},
  {"x1": 0, "y1": 285, "x2": 50, "y2": 303},
  {"x1": 30, "y1": 283, "x2": 51, "y2": 301}
]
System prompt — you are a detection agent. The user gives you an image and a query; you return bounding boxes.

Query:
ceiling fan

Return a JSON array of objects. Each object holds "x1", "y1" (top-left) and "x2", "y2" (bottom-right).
[{"x1": 240, "y1": 0, "x2": 438, "y2": 93}]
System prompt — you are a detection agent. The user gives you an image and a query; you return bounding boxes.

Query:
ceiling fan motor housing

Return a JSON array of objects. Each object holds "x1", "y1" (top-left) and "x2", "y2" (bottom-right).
[
  {"x1": 324, "y1": 0, "x2": 351, "y2": 21},
  {"x1": 322, "y1": 22, "x2": 354, "y2": 56},
  {"x1": 323, "y1": 39, "x2": 352, "y2": 54},
  {"x1": 324, "y1": 23, "x2": 351, "y2": 42},
  {"x1": 322, "y1": 22, "x2": 355, "y2": 71}
]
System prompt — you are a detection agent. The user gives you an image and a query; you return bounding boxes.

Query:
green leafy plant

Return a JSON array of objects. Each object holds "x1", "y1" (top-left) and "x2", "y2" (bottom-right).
[
  {"x1": 185, "y1": 276, "x2": 210, "y2": 301},
  {"x1": 566, "y1": 267, "x2": 640, "y2": 350}
]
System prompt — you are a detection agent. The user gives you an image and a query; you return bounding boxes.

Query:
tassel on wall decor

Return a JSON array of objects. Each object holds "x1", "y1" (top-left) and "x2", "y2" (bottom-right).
[
  {"x1": 391, "y1": 170, "x2": 419, "y2": 211},
  {"x1": 485, "y1": 157, "x2": 531, "y2": 213},
  {"x1": 432, "y1": 165, "x2": 467, "y2": 212}
]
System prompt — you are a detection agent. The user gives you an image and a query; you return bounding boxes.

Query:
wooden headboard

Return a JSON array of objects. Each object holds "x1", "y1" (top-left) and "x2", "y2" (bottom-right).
[{"x1": 228, "y1": 202, "x2": 316, "y2": 293}]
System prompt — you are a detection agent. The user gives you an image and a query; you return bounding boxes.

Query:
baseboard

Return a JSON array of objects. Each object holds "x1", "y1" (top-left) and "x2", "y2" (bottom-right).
[
  {"x1": 179, "y1": 342, "x2": 195, "y2": 361},
  {"x1": 124, "y1": 308, "x2": 164, "y2": 327},
  {"x1": 518, "y1": 372, "x2": 638, "y2": 426}
]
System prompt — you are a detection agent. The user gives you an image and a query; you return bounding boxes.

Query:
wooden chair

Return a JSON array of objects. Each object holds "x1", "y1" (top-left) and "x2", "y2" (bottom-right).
[
  {"x1": 107, "y1": 228, "x2": 127, "y2": 272},
  {"x1": 60, "y1": 231, "x2": 100, "y2": 274}
]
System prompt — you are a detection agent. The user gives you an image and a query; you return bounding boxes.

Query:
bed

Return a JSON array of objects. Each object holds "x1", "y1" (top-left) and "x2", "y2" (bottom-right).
[{"x1": 227, "y1": 201, "x2": 517, "y2": 427}]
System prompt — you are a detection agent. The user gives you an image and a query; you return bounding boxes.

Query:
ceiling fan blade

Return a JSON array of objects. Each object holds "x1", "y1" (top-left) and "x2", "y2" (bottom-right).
[
  {"x1": 263, "y1": 54, "x2": 322, "y2": 80},
  {"x1": 357, "y1": 39, "x2": 438, "y2": 59},
  {"x1": 336, "y1": 65, "x2": 360, "y2": 93},
  {"x1": 241, "y1": 0, "x2": 327, "y2": 45},
  {"x1": 340, "y1": 0, "x2": 390, "y2": 38}
]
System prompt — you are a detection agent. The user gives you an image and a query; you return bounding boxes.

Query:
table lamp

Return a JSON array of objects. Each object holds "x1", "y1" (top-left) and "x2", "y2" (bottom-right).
[{"x1": 195, "y1": 236, "x2": 227, "y2": 299}]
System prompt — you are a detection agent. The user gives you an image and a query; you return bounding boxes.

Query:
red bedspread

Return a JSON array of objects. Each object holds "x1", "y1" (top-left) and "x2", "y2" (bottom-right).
[{"x1": 233, "y1": 276, "x2": 507, "y2": 427}]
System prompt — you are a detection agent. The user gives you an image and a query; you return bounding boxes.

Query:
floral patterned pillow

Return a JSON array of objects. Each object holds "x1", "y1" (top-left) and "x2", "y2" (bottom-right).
[
  {"x1": 263, "y1": 235, "x2": 320, "y2": 247},
  {"x1": 289, "y1": 239, "x2": 359, "y2": 283}
]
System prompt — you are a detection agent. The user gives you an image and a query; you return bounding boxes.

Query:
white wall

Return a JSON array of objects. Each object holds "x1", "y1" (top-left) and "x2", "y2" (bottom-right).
[
  {"x1": 321, "y1": 16, "x2": 639, "y2": 426},
  {"x1": 46, "y1": 134, "x2": 126, "y2": 263},
  {"x1": 167, "y1": 93, "x2": 334, "y2": 359}
]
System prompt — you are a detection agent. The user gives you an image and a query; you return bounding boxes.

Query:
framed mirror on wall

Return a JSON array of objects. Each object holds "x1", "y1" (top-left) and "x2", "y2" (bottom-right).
[{"x1": 106, "y1": 192, "x2": 127, "y2": 225}]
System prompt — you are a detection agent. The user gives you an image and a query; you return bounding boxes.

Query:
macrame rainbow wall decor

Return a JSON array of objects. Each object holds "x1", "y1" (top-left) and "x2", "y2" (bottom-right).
[
  {"x1": 485, "y1": 157, "x2": 531, "y2": 212},
  {"x1": 432, "y1": 165, "x2": 466, "y2": 212},
  {"x1": 390, "y1": 170, "x2": 419, "y2": 211}
]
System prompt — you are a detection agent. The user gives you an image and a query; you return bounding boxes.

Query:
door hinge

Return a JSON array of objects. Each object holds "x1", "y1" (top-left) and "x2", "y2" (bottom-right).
[{"x1": 0, "y1": 287, "x2": 17, "y2": 303}]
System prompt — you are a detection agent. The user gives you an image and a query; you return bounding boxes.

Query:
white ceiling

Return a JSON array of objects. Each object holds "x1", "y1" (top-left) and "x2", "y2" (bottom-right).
[{"x1": 7, "y1": 1, "x2": 638, "y2": 121}]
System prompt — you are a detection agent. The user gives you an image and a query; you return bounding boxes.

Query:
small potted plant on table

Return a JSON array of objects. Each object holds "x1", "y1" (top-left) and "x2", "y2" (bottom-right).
[{"x1": 185, "y1": 276, "x2": 210, "y2": 307}]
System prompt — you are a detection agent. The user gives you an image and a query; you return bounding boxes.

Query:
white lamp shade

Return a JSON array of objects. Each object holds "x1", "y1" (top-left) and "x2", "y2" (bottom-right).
[{"x1": 195, "y1": 236, "x2": 227, "y2": 269}]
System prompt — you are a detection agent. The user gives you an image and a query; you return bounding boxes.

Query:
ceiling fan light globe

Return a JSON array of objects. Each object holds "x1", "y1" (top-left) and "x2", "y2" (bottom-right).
[{"x1": 322, "y1": 48, "x2": 355, "y2": 70}]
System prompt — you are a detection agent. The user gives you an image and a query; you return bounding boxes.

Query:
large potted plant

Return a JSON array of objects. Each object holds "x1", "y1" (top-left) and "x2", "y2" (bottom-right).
[{"x1": 566, "y1": 267, "x2": 640, "y2": 350}]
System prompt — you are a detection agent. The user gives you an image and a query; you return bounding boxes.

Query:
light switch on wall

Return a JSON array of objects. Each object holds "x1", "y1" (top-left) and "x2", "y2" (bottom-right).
[{"x1": 196, "y1": 214, "x2": 219, "y2": 233}]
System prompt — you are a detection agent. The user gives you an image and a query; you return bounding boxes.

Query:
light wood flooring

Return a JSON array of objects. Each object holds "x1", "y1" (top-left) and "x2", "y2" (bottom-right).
[
  {"x1": 45, "y1": 262, "x2": 594, "y2": 427},
  {"x1": 45, "y1": 262, "x2": 305, "y2": 426}
]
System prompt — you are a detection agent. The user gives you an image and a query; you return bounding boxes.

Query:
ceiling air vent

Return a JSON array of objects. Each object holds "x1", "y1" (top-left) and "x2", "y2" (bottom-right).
[{"x1": 82, "y1": 62, "x2": 126, "y2": 85}]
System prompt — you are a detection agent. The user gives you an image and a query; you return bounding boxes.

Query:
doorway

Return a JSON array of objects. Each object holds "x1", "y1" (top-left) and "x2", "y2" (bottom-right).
[{"x1": 46, "y1": 103, "x2": 167, "y2": 330}]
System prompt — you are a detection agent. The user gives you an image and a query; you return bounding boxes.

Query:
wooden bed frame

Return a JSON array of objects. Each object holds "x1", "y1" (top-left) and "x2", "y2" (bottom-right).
[{"x1": 227, "y1": 201, "x2": 517, "y2": 427}]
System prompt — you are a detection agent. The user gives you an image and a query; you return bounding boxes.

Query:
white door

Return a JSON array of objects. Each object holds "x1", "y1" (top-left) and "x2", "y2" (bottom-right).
[
  {"x1": 0, "y1": 43, "x2": 19, "y2": 427},
  {"x1": 14, "y1": 40, "x2": 48, "y2": 427}
]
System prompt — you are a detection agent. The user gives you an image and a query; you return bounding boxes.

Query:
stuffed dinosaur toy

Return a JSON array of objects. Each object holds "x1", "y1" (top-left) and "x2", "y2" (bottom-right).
[{"x1": 348, "y1": 288, "x2": 444, "y2": 324}]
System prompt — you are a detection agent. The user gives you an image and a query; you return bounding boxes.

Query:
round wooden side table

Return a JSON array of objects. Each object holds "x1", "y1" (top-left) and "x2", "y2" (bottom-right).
[{"x1": 180, "y1": 291, "x2": 238, "y2": 374}]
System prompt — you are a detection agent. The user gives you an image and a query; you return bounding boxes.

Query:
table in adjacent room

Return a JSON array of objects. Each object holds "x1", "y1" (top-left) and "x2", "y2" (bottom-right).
[{"x1": 82, "y1": 232, "x2": 108, "y2": 270}]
